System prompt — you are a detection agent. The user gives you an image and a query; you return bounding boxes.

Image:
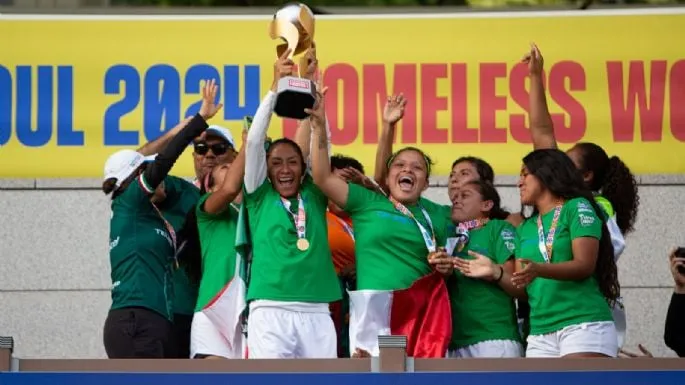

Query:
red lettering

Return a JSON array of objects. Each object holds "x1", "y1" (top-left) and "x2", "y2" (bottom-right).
[
  {"x1": 508, "y1": 62, "x2": 536, "y2": 144},
  {"x1": 450, "y1": 63, "x2": 478, "y2": 143},
  {"x1": 420, "y1": 64, "x2": 448, "y2": 143},
  {"x1": 362, "y1": 64, "x2": 418, "y2": 144},
  {"x1": 479, "y1": 63, "x2": 508, "y2": 143},
  {"x1": 362, "y1": 64, "x2": 386, "y2": 144},
  {"x1": 670, "y1": 60, "x2": 685, "y2": 141},
  {"x1": 324, "y1": 64, "x2": 358, "y2": 145},
  {"x1": 607, "y1": 60, "x2": 667, "y2": 142},
  {"x1": 548, "y1": 61, "x2": 586, "y2": 143}
]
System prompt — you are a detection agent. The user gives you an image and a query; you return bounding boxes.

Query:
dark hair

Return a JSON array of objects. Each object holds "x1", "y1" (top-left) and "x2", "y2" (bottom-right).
[
  {"x1": 462, "y1": 180, "x2": 510, "y2": 220},
  {"x1": 572, "y1": 142, "x2": 639, "y2": 235},
  {"x1": 451, "y1": 156, "x2": 495, "y2": 183},
  {"x1": 101, "y1": 166, "x2": 143, "y2": 199},
  {"x1": 386, "y1": 146, "x2": 434, "y2": 180},
  {"x1": 522, "y1": 148, "x2": 619, "y2": 303},
  {"x1": 177, "y1": 208, "x2": 202, "y2": 285},
  {"x1": 266, "y1": 138, "x2": 306, "y2": 169},
  {"x1": 331, "y1": 154, "x2": 365, "y2": 174}
]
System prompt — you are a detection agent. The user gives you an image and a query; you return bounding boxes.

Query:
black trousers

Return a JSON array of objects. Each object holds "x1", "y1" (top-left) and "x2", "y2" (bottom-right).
[
  {"x1": 170, "y1": 313, "x2": 193, "y2": 358},
  {"x1": 103, "y1": 307, "x2": 174, "y2": 358}
]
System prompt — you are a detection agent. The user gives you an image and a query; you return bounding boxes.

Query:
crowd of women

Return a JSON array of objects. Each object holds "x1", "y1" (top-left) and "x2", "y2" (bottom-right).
[{"x1": 101, "y1": 43, "x2": 641, "y2": 360}]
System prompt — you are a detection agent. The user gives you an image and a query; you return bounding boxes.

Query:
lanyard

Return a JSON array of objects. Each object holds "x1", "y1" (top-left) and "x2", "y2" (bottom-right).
[
  {"x1": 537, "y1": 205, "x2": 562, "y2": 263},
  {"x1": 389, "y1": 196, "x2": 436, "y2": 253},
  {"x1": 333, "y1": 214, "x2": 355, "y2": 241},
  {"x1": 454, "y1": 218, "x2": 488, "y2": 253},
  {"x1": 151, "y1": 203, "x2": 179, "y2": 269},
  {"x1": 280, "y1": 193, "x2": 308, "y2": 250}
]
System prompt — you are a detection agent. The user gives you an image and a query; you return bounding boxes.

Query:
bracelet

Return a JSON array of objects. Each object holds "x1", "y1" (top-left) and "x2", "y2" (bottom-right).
[{"x1": 494, "y1": 266, "x2": 504, "y2": 283}]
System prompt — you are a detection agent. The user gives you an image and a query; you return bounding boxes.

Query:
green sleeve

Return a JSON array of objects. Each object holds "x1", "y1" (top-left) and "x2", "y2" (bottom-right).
[
  {"x1": 492, "y1": 221, "x2": 517, "y2": 264},
  {"x1": 514, "y1": 225, "x2": 524, "y2": 259},
  {"x1": 196, "y1": 192, "x2": 233, "y2": 222},
  {"x1": 115, "y1": 173, "x2": 154, "y2": 209},
  {"x1": 302, "y1": 174, "x2": 328, "y2": 209},
  {"x1": 244, "y1": 178, "x2": 271, "y2": 209},
  {"x1": 567, "y1": 198, "x2": 602, "y2": 240},
  {"x1": 344, "y1": 182, "x2": 380, "y2": 214}
]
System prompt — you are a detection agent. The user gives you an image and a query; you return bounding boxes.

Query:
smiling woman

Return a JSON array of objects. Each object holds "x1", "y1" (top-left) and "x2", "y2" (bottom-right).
[
  {"x1": 310, "y1": 94, "x2": 453, "y2": 358},
  {"x1": 241, "y1": 50, "x2": 341, "y2": 359}
]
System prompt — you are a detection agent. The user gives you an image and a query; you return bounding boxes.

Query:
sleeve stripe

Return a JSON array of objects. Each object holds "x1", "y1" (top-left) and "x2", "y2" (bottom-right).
[{"x1": 137, "y1": 174, "x2": 155, "y2": 194}]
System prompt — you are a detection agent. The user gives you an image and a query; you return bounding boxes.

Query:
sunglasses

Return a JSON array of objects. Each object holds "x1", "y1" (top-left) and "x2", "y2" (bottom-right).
[{"x1": 193, "y1": 142, "x2": 232, "y2": 156}]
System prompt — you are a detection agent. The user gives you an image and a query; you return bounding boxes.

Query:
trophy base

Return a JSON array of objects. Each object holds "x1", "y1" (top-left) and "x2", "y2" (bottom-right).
[{"x1": 274, "y1": 77, "x2": 317, "y2": 120}]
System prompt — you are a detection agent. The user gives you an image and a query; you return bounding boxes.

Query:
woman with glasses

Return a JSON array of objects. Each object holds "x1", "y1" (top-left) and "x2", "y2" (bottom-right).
[{"x1": 102, "y1": 80, "x2": 222, "y2": 358}]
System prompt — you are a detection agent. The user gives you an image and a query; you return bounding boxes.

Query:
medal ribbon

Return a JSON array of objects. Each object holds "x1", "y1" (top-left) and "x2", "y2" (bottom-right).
[
  {"x1": 537, "y1": 205, "x2": 562, "y2": 263},
  {"x1": 151, "y1": 203, "x2": 179, "y2": 269},
  {"x1": 454, "y1": 218, "x2": 488, "y2": 253},
  {"x1": 389, "y1": 196, "x2": 436, "y2": 253},
  {"x1": 458, "y1": 218, "x2": 488, "y2": 232},
  {"x1": 280, "y1": 193, "x2": 306, "y2": 242}
]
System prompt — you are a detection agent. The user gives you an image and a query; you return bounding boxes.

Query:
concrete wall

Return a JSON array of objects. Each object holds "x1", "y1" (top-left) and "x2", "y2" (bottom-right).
[{"x1": 0, "y1": 175, "x2": 683, "y2": 358}]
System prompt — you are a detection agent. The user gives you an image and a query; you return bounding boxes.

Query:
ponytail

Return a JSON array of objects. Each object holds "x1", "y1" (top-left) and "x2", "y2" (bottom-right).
[
  {"x1": 573, "y1": 143, "x2": 639, "y2": 235},
  {"x1": 601, "y1": 156, "x2": 639, "y2": 234}
]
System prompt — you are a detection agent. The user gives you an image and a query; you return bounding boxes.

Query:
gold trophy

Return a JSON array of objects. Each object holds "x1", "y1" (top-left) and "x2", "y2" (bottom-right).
[{"x1": 269, "y1": 2, "x2": 316, "y2": 120}]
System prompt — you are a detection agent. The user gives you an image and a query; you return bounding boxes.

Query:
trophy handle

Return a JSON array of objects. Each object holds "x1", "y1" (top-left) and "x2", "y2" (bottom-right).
[{"x1": 269, "y1": 19, "x2": 300, "y2": 60}]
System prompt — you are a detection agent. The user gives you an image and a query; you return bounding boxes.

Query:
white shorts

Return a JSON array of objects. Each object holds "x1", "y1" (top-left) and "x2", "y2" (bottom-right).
[
  {"x1": 246, "y1": 300, "x2": 337, "y2": 359},
  {"x1": 190, "y1": 311, "x2": 234, "y2": 358},
  {"x1": 612, "y1": 298, "x2": 626, "y2": 349},
  {"x1": 526, "y1": 321, "x2": 618, "y2": 358},
  {"x1": 448, "y1": 340, "x2": 524, "y2": 358}
]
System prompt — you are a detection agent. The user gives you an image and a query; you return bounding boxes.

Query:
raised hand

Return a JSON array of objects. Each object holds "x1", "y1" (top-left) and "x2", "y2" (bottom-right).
[
  {"x1": 382, "y1": 93, "x2": 407, "y2": 125},
  {"x1": 272, "y1": 48, "x2": 295, "y2": 90},
  {"x1": 199, "y1": 79, "x2": 223, "y2": 120},
  {"x1": 521, "y1": 43, "x2": 544, "y2": 77}
]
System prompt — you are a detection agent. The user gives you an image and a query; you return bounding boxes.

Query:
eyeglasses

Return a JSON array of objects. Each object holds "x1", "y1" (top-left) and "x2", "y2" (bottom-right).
[{"x1": 193, "y1": 142, "x2": 232, "y2": 156}]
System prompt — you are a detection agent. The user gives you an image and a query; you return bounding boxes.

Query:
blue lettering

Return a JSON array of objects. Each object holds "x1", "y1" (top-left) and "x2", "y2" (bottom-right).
[
  {"x1": 0, "y1": 65, "x2": 11, "y2": 145},
  {"x1": 224, "y1": 65, "x2": 260, "y2": 119},
  {"x1": 16, "y1": 66, "x2": 53, "y2": 147},
  {"x1": 104, "y1": 64, "x2": 140, "y2": 145},
  {"x1": 56, "y1": 66, "x2": 83, "y2": 146},
  {"x1": 144, "y1": 64, "x2": 180, "y2": 142},
  {"x1": 184, "y1": 64, "x2": 221, "y2": 118}
]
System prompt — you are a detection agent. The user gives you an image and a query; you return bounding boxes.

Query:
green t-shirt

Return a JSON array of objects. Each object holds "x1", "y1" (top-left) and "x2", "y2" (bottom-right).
[
  {"x1": 343, "y1": 183, "x2": 451, "y2": 291},
  {"x1": 447, "y1": 219, "x2": 520, "y2": 348},
  {"x1": 195, "y1": 193, "x2": 239, "y2": 312},
  {"x1": 108, "y1": 174, "x2": 180, "y2": 320},
  {"x1": 245, "y1": 176, "x2": 341, "y2": 303},
  {"x1": 159, "y1": 177, "x2": 201, "y2": 316},
  {"x1": 515, "y1": 197, "x2": 613, "y2": 335}
]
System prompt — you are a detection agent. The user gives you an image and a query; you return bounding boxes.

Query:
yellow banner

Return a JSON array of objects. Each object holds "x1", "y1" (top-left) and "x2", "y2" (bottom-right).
[{"x1": 1, "y1": 10, "x2": 684, "y2": 178}]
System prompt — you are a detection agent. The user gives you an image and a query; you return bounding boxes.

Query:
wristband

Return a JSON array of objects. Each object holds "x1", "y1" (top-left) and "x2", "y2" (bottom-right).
[{"x1": 494, "y1": 266, "x2": 504, "y2": 283}]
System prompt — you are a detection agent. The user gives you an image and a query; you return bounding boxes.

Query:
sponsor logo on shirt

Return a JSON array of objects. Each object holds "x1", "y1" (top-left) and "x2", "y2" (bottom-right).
[
  {"x1": 578, "y1": 213, "x2": 596, "y2": 227},
  {"x1": 505, "y1": 240, "x2": 516, "y2": 252},
  {"x1": 155, "y1": 228, "x2": 173, "y2": 247},
  {"x1": 576, "y1": 201, "x2": 594, "y2": 214},
  {"x1": 109, "y1": 236, "x2": 119, "y2": 251},
  {"x1": 501, "y1": 229, "x2": 515, "y2": 241}
]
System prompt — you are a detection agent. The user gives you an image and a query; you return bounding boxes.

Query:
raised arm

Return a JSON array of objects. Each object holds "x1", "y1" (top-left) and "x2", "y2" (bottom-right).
[
  {"x1": 142, "y1": 80, "x2": 222, "y2": 190},
  {"x1": 307, "y1": 84, "x2": 349, "y2": 208},
  {"x1": 293, "y1": 44, "x2": 318, "y2": 160},
  {"x1": 203, "y1": 130, "x2": 247, "y2": 214},
  {"x1": 137, "y1": 117, "x2": 192, "y2": 156},
  {"x1": 374, "y1": 94, "x2": 406, "y2": 189},
  {"x1": 244, "y1": 50, "x2": 294, "y2": 193},
  {"x1": 524, "y1": 43, "x2": 557, "y2": 150}
]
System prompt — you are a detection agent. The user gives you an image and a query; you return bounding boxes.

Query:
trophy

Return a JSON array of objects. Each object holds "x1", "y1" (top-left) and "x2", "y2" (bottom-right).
[{"x1": 269, "y1": 2, "x2": 316, "y2": 120}]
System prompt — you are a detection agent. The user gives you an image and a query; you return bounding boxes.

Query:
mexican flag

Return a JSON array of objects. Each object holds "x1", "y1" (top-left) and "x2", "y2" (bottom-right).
[
  {"x1": 202, "y1": 204, "x2": 250, "y2": 359},
  {"x1": 348, "y1": 272, "x2": 452, "y2": 358}
]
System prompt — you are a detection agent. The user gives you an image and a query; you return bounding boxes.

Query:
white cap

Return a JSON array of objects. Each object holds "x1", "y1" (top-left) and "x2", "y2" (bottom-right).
[
  {"x1": 103, "y1": 149, "x2": 156, "y2": 190},
  {"x1": 205, "y1": 125, "x2": 236, "y2": 149}
]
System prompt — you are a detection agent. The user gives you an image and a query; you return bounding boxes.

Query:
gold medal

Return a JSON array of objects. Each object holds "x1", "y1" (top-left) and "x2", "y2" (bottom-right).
[{"x1": 297, "y1": 238, "x2": 310, "y2": 251}]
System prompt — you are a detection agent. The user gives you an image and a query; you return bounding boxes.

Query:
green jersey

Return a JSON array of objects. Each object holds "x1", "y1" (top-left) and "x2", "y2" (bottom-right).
[
  {"x1": 195, "y1": 193, "x2": 239, "y2": 312},
  {"x1": 159, "y1": 177, "x2": 201, "y2": 316},
  {"x1": 245, "y1": 176, "x2": 341, "y2": 303},
  {"x1": 447, "y1": 219, "x2": 520, "y2": 348},
  {"x1": 515, "y1": 197, "x2": 613, "y2": 335},
  {"x1": 343, "y1": 183, "x2": 452, "y2": 291},
  {"x1": 108, "y1": 174, "x2": 184, "y2": 320}
]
